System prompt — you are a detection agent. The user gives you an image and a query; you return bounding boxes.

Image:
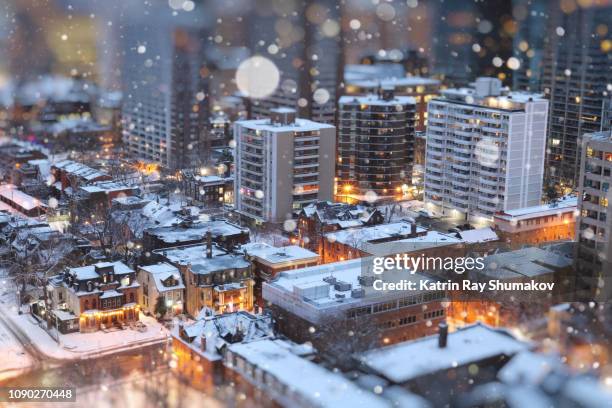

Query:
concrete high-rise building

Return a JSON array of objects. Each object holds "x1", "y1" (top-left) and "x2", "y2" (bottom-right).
[
  {"x1": 234, "y1": 108, "x2": 335, "y2": 223},
  {"x1": 344, "y1": 77, "x2": 440, "y2": 132},
  {"x1": 121, "y1": 20, "x2": 211, "y2": 169},
  {"x1": 602, "y1": 96, "x2": 612, "y2": 132},
  {"x1": 337, "y1": 90, "x2": 416, "y2": 202},
  {"x1": 424, "y1": 77, "x2": 548, "y2": 222},
  {"x1": 575, "y1": 130, "x2": 612, "y2": 300},
  {"x1": 543, "y1": 4, "x2": 612, "y2": 189}
]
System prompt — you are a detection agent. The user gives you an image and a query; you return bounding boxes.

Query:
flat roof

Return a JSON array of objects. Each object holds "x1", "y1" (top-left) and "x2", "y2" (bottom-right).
[
  {"x1": 236, "y1": 118, "x2": 334, "y2": 132},
  {"x1": 242, "y1": 242, "x2": 318, "y2": 265},
  {"x1": 479, "y1": 247, "x2": 572, "y2": 279},
  {"x1": 339, "y1": 94, "x2": 416, "y2": 106},
  {"x1": 229, "y1": 339, "x2": 389, "y2": 408},
  {"x1": 356, "y1": 323, "x2": 528, "y2": 383},
  {"x1": 265, "y1": 258, "x2": 432, "y2": 309},
  {"x1": 326, "y1": 221, "x2": 427, "y2": 247},
  {"x1": 494, "y1": 196, "x2": 577, "y2": 222}
]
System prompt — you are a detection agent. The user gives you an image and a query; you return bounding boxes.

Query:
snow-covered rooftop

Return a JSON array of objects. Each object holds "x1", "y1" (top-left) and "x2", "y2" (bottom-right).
[
  {"x1": 339, "y1": 93, "x2": 416, "y2": 106},
  {"x1": 53, "y1": 159, "x2": 108, "y2": 181},
  {"x1": 139, "y1": 262, "x2": 185, "y2": 293},
  {"x1": 494, "y1": 195, "x2": 577, "y2": 222},
  {"x1": 479, "y1": 247, "x2": 572, "y2": 279},
  {"x1": 235, "y1": 117, "x2": 334, "y2": 132},
  {"x1": 229, "y1": 339, "x2": 389, "y2": 408},
  {"x1": 159, "y1": 244, "x2": 250, "y2": 275},
  {"x1": 174, "y1": 311, "x2": 273, "y2": 361},
  {"x1": 80, "y1": 181, "x2": 136, "y2": 194},
  {"x1": 456, "y1": 227, "x2": 499, "y2": 244},
  {"x1": 357, "y1": 323, "x2": 529, "y2": 383},
  {"x1": 0, "y1": 184, "x2": 45, "y2": 211},
  {"x1": 242, "y1": 242, "x2": 318, "y2": 265},
  {"x1": 326, "y1": 221, "x2": 426, "y2": 247},
  {"x1": 145, "y1": 220, "x2": 247, "y2": 244},
  {"x1": 264, "y1": 258, "x2": 434, "y2": 318},
  {"x1": 69, "y1": 261, "x2": 134, "y2": 281}
]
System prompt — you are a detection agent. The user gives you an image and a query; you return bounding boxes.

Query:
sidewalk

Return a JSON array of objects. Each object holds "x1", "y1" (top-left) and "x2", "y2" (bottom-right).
[{"x1": 0, "y1": 301, "x2": 169, "y2": 362}]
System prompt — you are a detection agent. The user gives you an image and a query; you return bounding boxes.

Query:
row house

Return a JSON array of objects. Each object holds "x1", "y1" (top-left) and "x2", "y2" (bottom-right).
[
  {"x1": 154, "y1": 241, "x2": 253, "y2": 316},
  {"x1": 137, "y1": 262, "x2": 185, "y2": 317},
  {"x1": 46, "y1": 261, "x2": 140, "y2": 333}
]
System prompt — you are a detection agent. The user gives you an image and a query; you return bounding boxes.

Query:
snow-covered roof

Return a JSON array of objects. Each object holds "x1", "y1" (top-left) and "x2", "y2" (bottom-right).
[
  {"x1": 52, "y1": 159, "x2": 108, "y2": 181},
  {"x1": 479, "y1": 247, "x2": 572, "y2": 279},
  {"x1": 494, "y1": 195, "x2": 577, "y2": 222},
  {"x1": 68, "y1": 261, "x2": 133, "y2": 281},
  {"x1": 339, "y1": 93, "x2": 416, "y2": 107},
  {"x1": 80, "y1": 181, "x2": 136, "y2": 194},
  {"x1": 456, "y1": 227, "x2": 499, "y2": 243},
  {"x1": 174, "y1": 311, "x2": 274, "y2": 361},
  {"x1": 326, "y1": 221, "x2": 426, "y2": 247},
  {"x1": 159, "y1": 244, "x2": 250, "y2": 275},
  {"x1": 145, "y1": 219, "x2": 247, "y2": 244},
  {"x1": 228, "y1": 339, "x2": 389, "y2": 408},
  {"x1": 497, "y1": 351, "x2": 563, "y2": 385},
  {"x1": 100, "y1": 289, "x2": 122, "y2": 299},
  {"x1": 300, "y1": 201, "x2": 380, "y2": 227},
  {"x1": 235, "y1": 117, "x2": 334, "y2": 132},
  {"x1": 264, "y1": 258, "x2": 435, "y2": 319},
  {"x1": 242, "y1": 243, "x2": 318, "y2": 265},
  {"x1": 0, "y1": 184, "x2": 45, "y2": 211},
  {"x1": 139, "y1": 262, "x2": 185, "y2": 292},
  {"x1": 356, "y1": 323, "x2": 529, "y2": 383}
]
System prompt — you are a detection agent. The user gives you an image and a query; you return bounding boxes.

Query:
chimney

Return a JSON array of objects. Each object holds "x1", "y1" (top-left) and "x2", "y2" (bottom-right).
[
  {"x1": 410, "y1": 222, "x2": 417, "y2": 237},
  {"x1": 438, "y1": 322, "x2": 448, "y2": 348},
  {"x1": 206, "y1": 231, "x2": 213, "y2": 258}
]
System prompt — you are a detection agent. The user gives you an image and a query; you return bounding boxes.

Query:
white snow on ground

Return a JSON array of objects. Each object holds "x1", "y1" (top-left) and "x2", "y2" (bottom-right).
[
  {"x1": 7, "y1": 312, "x2": 169, "y2": 360},
  {"x1": 0, "y1": 275, "x2": 168, "y2": 361},
  {"x1": 0, "y1": 318, "x2": 34, "y2": 381}
]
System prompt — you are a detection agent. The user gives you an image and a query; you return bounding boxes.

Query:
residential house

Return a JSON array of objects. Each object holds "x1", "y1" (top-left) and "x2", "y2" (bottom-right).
[{"x1": 138, "y1": 262, "x2": 185, "y2": 317}]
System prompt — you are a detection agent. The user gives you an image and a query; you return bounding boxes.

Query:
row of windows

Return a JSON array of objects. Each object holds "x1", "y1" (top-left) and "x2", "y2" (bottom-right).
[{"x1": 347, "y1": 291, "x2": 446, "y2": 318}]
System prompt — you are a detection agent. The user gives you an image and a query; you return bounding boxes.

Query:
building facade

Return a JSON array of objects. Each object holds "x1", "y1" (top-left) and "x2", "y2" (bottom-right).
[
  {"x1": 155, "y1": 243, "x2": 254, "y2": 316},
  {"x1": 263, "y1": 258, "x2": 448, "y2": 351},
  {"x1": 344, "y1": 77, "x2": 440, "y2": 132},
  {"x1": 46, "y1": 261, "x2": 140, "y2": 333},
  {"x1": 337, "y1": 90, "x2": 416, "y2": 202},
  {"x1": 575, "y1": 130, "x2": 612, "y2": 300},
  {"x1": 137, "y1": 262, "x2": 185, "y2": 317},
  {"x1": 543, "y1": 4, "x2": 612, "y2": 188},
  {"x1": 234, "y1": 108, "x2": 336, "y2": 223},
  {"x1": 493, "y1": 195, "x2": 577, "y2": 248},
  {"x1": 424, "y1": 77, "x2": 549, "y2": 222}
]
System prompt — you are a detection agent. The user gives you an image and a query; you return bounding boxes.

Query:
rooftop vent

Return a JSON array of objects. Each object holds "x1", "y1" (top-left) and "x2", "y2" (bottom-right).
[
  {"x1": 351, "y1": 288, "x2": 365, "y2": 298},
  {"x1": 334, "y1": 281, "x2": 352, "y2": 291}
]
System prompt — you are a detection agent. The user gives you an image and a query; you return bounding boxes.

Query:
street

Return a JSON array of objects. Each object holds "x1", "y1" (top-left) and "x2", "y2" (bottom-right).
[{"x1": 0, "y1": 339, "x2": 225, "y2": 407}]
